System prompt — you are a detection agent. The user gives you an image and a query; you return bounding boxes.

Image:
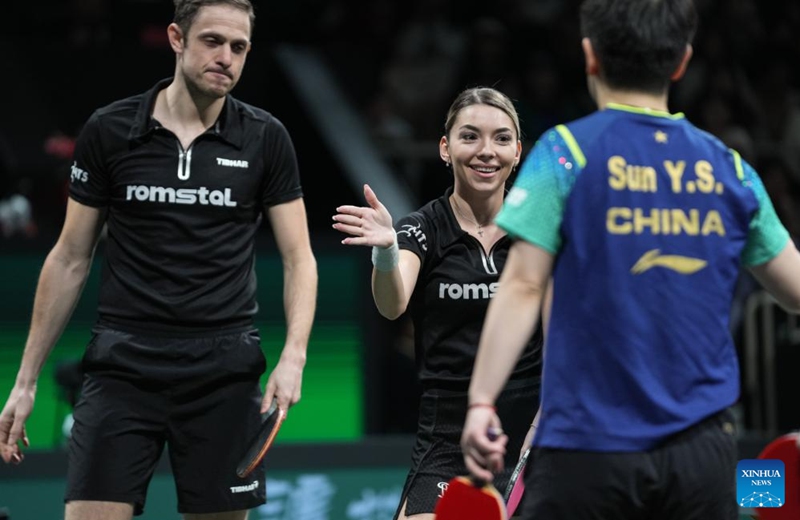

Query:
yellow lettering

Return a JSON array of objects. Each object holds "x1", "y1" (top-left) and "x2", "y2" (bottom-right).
[
  {"x1": 608, "y1": 157, "x2": 657, "y2": 192},
  {"x1": 701, "y1": 210, "x2": 726, "y2": 236},
  {"x1": 671, "y1": 209, "x2": 699, "y2": 235},
  {"x1": 608, "y1": 156, "x2": 627, "y2": 190},
  {"x1": 629, "y1": 165, "x2": 642, "y2": 190},
  {"x1": 607, "y1": 207, "x2": 632, "y2": 234},
  {"x1": 664, "y1": 160, "x2": 686, "y2": 193},
  {"x1": 633, "y1": 208, "x2": 660, "y2": 234},
  {"x1": 607, "y1": 206, "x2": 726, "y2": 236},
  {"x1": 695, "y1": 160, "x2": 715, "y2": 193},
  {"x1": 638, "y1": 166, "x2": 657, "y2": 192}
]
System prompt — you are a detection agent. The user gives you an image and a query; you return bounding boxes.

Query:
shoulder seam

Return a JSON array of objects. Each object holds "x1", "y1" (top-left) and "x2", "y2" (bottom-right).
[{"x1": 729, "y1": 148, "x2": 744, "y2": 181}]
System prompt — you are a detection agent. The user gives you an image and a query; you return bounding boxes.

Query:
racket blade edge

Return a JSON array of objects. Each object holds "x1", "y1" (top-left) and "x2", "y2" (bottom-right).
[
  {"x1": 235, "y1": 405, "x2": 286, "y2": 479},
  {"x1": 504, "y1": 447, "x2": 530, "y2": 516}
]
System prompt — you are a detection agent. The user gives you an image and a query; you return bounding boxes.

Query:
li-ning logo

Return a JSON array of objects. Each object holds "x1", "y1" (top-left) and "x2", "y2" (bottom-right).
[
  {"x1": 217, "y1": 157, "x2": 249, "y2": 168},
  {"x1": 70, "y1": 162, "x2": 88, "y2": 183},
  {"x1": 439, "y1": 282, "x2": 498, "y2": 300},
  {"x1": 737, "y1": 459, "x2": 784, "y2": 508},
  {"x1": 437, "y1": 481, "x2": 448, "y2": 498},
  {"x1": 126, "y1": 185, "x2": 238, "y2": 207},
  {"x1": 631, "y1": 249, "x2": 707, "y2": 275},
  {"x1": 230, "y1": 480, "x2": 259, "y2": 494}
]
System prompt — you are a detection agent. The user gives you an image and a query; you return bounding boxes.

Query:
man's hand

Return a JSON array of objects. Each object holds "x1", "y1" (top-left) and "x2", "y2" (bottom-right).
[
  {"x1": 0, "y1": 385, "x2": 35, "y2": 464},
  {"x1": 461, "y1": 406, "x2": 507, "y2": 482},
  {"x1": 261, "y1": 350, "x2": 305, "y2": 414}
]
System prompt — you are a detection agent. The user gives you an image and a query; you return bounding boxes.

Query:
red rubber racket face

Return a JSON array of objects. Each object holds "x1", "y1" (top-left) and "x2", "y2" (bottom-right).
[
  {"x1": 504, "y1": 447, "x2": 530, "y2": 517},
  {"x1": 434, "y1": 476, "x2": 507, "y2": 520},
  {"x1": 235, "y1": 400, "x2": 286, "y2": 479},
  {"x1": 755, "y1": 433, "x2": 799, "y2": 520}
]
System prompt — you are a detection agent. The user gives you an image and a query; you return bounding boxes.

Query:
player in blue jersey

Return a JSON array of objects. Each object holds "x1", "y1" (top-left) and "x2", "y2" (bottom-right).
[
  {"x1": 0, "y1": 1, "x2": 318, "y2": 519},
  {"x1": 460, "y1": 0, "x2": 800, "y2": 519},
  {"x1": 333, "y1": 87, "x2": 543, "y2": 520}
]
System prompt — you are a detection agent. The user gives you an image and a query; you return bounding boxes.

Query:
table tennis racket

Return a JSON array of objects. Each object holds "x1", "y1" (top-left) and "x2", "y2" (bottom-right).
[
  {"x1": 434, "y1": 475, "x2": 507, "y2": 520},
  {"x1": 503, "y1": 446, "x2": 530, "y2": 517},
  {"x1": 235, "y1": 398, "x2": 286, "y2": 479},
  {"x1": 754, "y1": 432, "x2": 799, "y2": 520}
]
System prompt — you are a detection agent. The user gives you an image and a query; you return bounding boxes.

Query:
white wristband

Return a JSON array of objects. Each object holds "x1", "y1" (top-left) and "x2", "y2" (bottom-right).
[{"x1": 372, "y1": 232, "x2": 399, "y2": 272}]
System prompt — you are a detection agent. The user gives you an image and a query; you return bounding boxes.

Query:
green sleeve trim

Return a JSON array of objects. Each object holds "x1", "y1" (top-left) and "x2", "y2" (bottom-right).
[
  {"x1": 496, "y1": 129, "x2": 574, "y2": 254},
  {"x1": 739, "y1": 159, "x2": 792, "y2": 266},
  {"x1": 555, "y1": 125, "x2": 586, "y2": 168}
]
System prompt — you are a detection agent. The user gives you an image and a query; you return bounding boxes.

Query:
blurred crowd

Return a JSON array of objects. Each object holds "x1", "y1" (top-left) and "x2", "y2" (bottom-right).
[
  {"x1": 314, "y1": 0, "x2": 800, "y2": 227},
  {"x1": 2, "y1": 0, "x2": 799, "y2": 240}
]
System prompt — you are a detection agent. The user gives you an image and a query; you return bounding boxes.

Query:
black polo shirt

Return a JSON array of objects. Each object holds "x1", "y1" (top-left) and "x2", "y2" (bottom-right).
[
  {"x1": 69, "y1": 78, "x2": 303, "y2": 334},
  {"x1": 396, "y1": 186, "x2": 543, "y2": 390}
]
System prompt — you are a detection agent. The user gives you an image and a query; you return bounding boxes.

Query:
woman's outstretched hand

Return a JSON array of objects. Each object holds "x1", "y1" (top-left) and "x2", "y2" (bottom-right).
[{"x1": 333, "y1": 184, "x2": 396, "y2": 248}]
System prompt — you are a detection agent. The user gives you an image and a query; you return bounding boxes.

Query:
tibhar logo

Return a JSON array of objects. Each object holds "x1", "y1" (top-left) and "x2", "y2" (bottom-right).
[
  {"x1": 397, "y1": 223, "x2": 428, "y2": 252},
  {"x1": 437, "y1": 481, "x2": 449, "y2": 498},
  {"x1": 439, "y1": 282, "x2": 498, "y2": 300},
  {"x1": 217, "y1": 157, "x2": 249, "y2": 168},
  {"x1": 70, "y1": 162, "x2": 88, "y2": 183},
  {"x1": 230, "y1": 480, "x2": 259, "y2": 494},
  {"x1": 126, "y1": 185, "x2": 238, "y2": 207}
]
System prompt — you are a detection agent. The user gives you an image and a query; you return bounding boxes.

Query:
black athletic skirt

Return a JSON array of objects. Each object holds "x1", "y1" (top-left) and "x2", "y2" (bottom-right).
[{"x1": 396, "y1": 379, "x2": 540, "y2": 518}]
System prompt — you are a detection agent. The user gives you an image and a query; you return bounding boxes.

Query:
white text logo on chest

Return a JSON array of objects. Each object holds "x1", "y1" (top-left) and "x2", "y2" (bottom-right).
[
  {"x1": 126, "y1": 185, "x2": 238, "y2": 207},
  {"x1": 217, "y1": 158, "x2": 249, "y2": 168}
]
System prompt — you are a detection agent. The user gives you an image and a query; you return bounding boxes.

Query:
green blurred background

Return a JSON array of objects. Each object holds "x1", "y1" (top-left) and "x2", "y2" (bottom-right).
[{"x1": 0, "y1": 250, "x2": 367, "y2": 449}]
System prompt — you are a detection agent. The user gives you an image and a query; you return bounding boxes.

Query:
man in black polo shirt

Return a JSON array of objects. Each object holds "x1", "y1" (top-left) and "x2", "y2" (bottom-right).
[{"x1": 0, "y1": 1, "x2": 318, "y2": 519}]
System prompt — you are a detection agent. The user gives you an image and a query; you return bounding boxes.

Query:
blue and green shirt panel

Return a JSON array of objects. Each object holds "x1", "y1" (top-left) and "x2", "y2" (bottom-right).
[{"x1": 497, "y1": 104, "x2": 789, "y2": 451}]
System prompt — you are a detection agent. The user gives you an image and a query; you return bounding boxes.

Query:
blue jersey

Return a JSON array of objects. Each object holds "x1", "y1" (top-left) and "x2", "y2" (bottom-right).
[{"x1": 497, "y1": 104, "x2": 789, "y2": 451}]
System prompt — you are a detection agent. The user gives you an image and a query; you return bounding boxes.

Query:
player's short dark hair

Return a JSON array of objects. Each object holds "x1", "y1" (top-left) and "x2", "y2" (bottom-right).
[
  {"x1": 580, "y1": 0, "x2": 697, "y2": 94},
  {"x1": 444, "y1": 87, "x2": 521, "y2": 141},
  {"x1": 173, "y1": 0, "x2": 255, "y2": 38}
]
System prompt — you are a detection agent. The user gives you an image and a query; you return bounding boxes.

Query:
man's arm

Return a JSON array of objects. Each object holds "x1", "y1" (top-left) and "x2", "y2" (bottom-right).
[
  {"x1": 462, "y1": 240, "x2": 554, "y2": 481},
  {"x1": 263, "y1": 198, "x2": 318, "y2": 413},
  {"x1": 749, "y1": 241, "x2": 800, "y2": 313},
  {"x1": 517, "y1": 281, "x2": 552, "y2": 458},
  {"x1": 0, "y1": 199, "x2": 105, "y2": 464}
]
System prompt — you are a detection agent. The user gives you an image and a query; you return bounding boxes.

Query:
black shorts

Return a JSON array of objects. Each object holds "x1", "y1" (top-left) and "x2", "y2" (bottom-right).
[
  {"x1": 397, "y1": 380, "x2": 540, "y2": 518},
  {"x1": 64, "y1": 325, "x2": 267, "y2": 516},
  {"x1": 519, "y1": 409, "x2": 738, "y2": 520}
]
